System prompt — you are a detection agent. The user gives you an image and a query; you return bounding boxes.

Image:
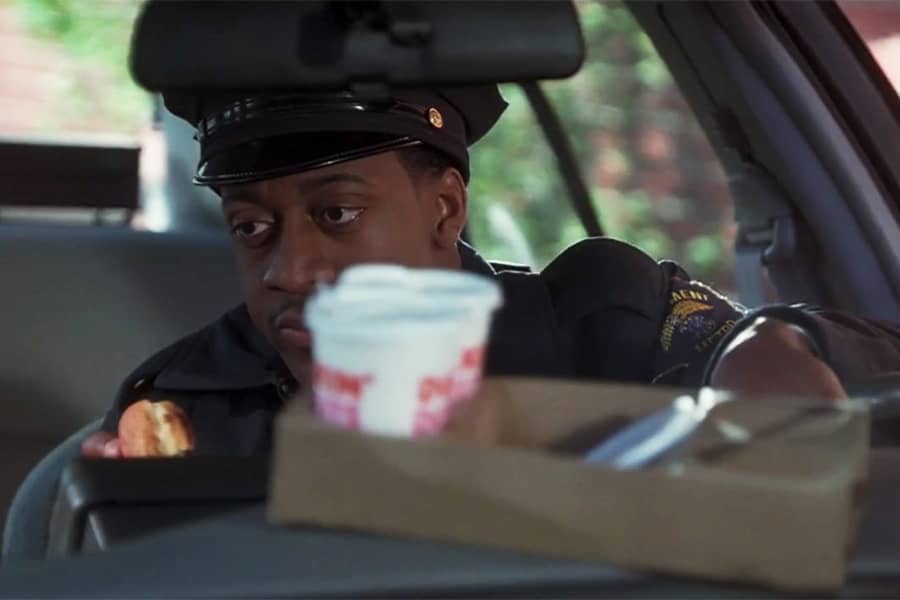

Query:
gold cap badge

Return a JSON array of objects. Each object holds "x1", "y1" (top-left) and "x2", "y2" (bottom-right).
[{"x1": 427, "y1": 107, "x2": 443, "y2": 129}]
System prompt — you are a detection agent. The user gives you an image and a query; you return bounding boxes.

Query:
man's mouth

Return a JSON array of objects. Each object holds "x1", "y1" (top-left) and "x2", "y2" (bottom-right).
[{"x1": 273, "y1": 310, "x2": 312, "y2": 349}]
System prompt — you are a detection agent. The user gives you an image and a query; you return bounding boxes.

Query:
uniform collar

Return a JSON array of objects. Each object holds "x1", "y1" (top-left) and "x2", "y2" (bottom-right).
[
  {"x1": 458, "y1": 239, "x2": 497, "y2": 276},
  {"x1": 151, "y1": 243, "x2": 498, "y2": 393}
]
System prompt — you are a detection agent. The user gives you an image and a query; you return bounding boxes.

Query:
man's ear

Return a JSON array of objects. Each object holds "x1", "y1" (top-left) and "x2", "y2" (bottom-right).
[{"x1": 431, "y1": 168, "x2": 468, "y2": 251}]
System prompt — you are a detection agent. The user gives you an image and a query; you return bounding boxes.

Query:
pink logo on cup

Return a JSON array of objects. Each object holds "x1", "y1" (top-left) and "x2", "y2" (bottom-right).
[
  {"x1": 412, "y1": 345, "x2": 488, "y2": 435},
  {"x1": 449, "y1": 346, "x2": 486, "y2": 405},
  {"x1": 414, "y1": 374, "x2": 454, "y2": 435},
  {"x1": 313, "y1": 362, "x2": 374, "y2": 429}
]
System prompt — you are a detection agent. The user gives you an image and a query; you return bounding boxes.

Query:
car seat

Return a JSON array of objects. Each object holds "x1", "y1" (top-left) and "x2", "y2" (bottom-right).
[{"x1": 1, "y1": 420, "x2": 100, "y2": 565}]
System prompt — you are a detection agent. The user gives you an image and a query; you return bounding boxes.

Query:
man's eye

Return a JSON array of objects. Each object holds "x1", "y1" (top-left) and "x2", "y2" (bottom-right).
[
  {"x1": 315, "y1": 207, "x2": 364, "y2": 227},
  {"x1": 231, "y1": 221, "x2": 273, "y2": 240}
]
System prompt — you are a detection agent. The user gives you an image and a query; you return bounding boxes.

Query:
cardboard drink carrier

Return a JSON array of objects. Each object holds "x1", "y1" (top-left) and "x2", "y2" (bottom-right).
[{"x1": 269, "y1": 377, "x2": 869, "y2": 592}]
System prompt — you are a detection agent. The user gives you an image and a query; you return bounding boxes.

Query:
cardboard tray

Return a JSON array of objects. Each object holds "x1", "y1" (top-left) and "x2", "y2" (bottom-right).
[{"x1": 269, "y1": 378, "x2": 869, "y2": 591}]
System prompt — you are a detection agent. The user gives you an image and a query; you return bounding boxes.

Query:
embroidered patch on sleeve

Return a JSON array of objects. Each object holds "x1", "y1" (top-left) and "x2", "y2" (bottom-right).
[{"x1": 659, "y1": 279, "x2": 745, "y2": 354}]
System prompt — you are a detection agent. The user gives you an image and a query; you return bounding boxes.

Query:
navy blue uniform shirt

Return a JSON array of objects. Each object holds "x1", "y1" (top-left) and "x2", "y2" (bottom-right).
[{"x1": 100, "y1": 238, "x2": 900, "y2": 454}]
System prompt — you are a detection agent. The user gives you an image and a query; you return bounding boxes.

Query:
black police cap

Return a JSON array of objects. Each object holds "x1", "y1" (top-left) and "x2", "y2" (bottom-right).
[{"x1": 163, "y1": 86, "x2": 507, "y2": 186}]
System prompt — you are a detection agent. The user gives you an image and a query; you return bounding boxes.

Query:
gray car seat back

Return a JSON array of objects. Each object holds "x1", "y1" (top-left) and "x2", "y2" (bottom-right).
[
  {"x1": 0, "y1": 223, "x2": 239, "y2": 552},
  {"x1": 1, "y1": 420, "x2": 100, "y2": 565}
]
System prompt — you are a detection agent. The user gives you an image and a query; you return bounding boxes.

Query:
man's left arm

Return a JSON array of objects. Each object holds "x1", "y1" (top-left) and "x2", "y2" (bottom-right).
[
  {"x1": 540, "y1": 238, "x2": 900, "y2": 398},
  {"x1": 652, "y1": 266, "x2": 900, "y2": 398},
  {"x1": 704, "y1": 305, "x2": 900, "y2": 399}
]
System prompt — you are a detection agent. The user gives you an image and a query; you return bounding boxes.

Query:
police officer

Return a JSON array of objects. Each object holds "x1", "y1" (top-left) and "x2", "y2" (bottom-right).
[{"x1": 83, "y1": 85, "x2": 900, "y2": 456}]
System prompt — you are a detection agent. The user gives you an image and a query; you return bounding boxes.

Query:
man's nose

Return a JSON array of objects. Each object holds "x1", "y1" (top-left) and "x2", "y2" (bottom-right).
[{"x1": 262, "y1": 225, "x2": 334, "y2": 293}]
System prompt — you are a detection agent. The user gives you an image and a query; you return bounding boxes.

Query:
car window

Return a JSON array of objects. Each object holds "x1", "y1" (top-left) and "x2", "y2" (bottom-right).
[
  {"x1": 838, "y1": 1, "x2": 900, "y2": 97},
  {"x1": 0, "y1": 0, "x2": 154, "y2": 227},
  {"x1": 4, "y1": 0, "x2": 737, "y2": 294},
  {"x1": 0, "y1": 0, "x2": 146, "y2": 138},
  {"x1": 467, "y1": 0, "x2": 736, "y2": 294}
]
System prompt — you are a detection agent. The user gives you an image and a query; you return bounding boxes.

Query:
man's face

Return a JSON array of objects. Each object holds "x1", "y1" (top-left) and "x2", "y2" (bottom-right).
[{"x1": 219, "y1": 150, "x2": 465, "y2": 381}]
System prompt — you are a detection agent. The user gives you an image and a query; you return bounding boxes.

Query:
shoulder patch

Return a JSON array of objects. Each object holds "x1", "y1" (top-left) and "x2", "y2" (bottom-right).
[{"x1": 659, "y1": 278, "x2": 745, "y2": 354}]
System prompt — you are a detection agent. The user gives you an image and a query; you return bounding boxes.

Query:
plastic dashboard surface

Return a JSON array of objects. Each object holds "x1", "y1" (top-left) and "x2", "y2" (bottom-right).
[{"x1": 1, "y1": 452, "x2": 900, "y2": 598}]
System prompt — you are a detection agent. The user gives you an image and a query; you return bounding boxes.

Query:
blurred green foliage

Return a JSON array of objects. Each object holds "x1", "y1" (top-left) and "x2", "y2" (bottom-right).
[
  {"x1": 15, "y1": 0, "x2": 148, "y2": 133},
  {"x1": 15, "y1": 0, "x2": 734, "y2": 289},
  {"x1": 468, "y1": 1, "x2": 735, "y2": 289}
]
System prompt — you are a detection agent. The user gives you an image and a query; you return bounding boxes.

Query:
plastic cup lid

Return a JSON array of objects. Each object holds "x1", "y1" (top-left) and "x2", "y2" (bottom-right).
[{"x1": 335, "y1": 265, "x2": 502, "y2": 311}]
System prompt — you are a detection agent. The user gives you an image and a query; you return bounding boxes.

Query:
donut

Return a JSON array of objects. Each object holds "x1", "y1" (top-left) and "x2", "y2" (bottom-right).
[{"x1": 118, "y1": 399, "x2": 195, "y2": 457}]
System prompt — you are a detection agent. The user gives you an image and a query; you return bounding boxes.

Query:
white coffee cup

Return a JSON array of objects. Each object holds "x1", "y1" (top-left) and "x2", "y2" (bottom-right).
[
  {"x1": 305, "y1": 266, "x2": 502, "y2": 437},
  {"x1": 335, "y1": 265, "x2": 501, "y2": 405}
]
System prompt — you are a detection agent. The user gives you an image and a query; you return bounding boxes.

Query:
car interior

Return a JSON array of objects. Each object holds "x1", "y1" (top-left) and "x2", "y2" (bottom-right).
[{"x1": 2, "y1": 0, "x2": 900, "y2": 596}]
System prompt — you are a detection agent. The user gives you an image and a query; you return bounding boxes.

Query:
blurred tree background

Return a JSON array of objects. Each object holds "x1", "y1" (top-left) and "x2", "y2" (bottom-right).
[
  {"x1": 10, "y1": 0, "x2": 735, "y2": 290},
  {"x1": 467, "y1": 1, "x2": 734, "y2": 290},
  {"x1": 11, "y1": 0, "x2": 148, "y2": 134}
]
